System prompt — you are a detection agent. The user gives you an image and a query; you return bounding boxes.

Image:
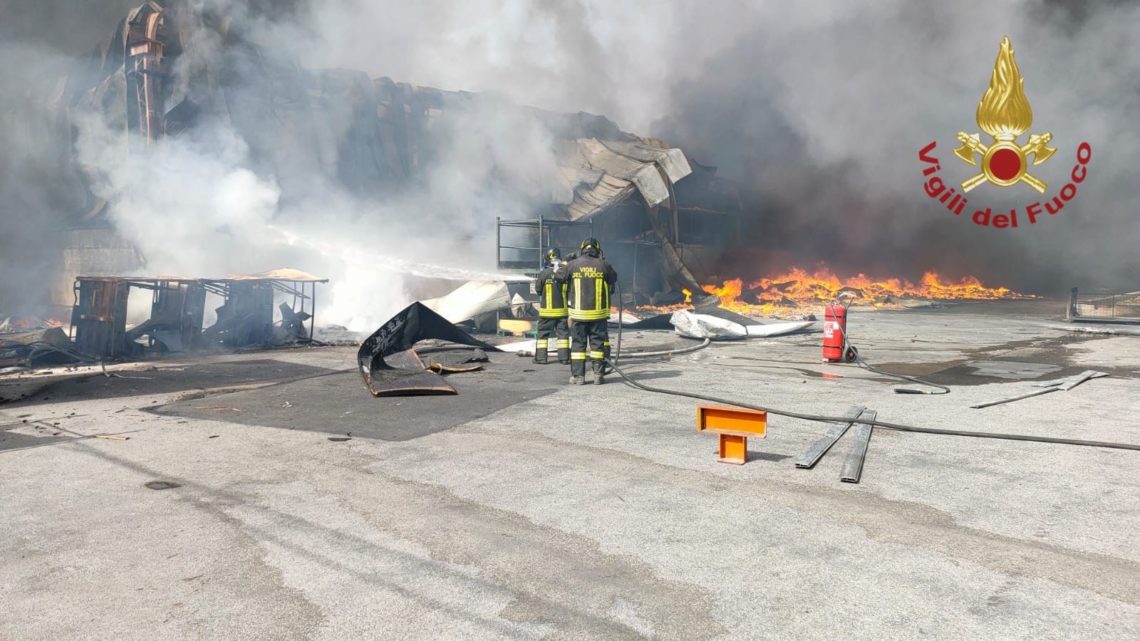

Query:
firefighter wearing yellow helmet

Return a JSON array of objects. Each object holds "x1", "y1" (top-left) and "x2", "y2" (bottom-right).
[
  {"x1": 533, "y1": 247, "x2": 570, "y2": 364},
  {"x1": 565, "y1": 238, "x2": 617, "y2": 385}
]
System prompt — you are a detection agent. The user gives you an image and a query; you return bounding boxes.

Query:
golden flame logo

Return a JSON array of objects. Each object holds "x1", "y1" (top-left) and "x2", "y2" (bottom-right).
[
  {"x1": 977, "y1": 37, "x2": 1033, "y2": 139},
  {"x1": 954, "y1": 37, "x2": 1056, "y2": 193}
]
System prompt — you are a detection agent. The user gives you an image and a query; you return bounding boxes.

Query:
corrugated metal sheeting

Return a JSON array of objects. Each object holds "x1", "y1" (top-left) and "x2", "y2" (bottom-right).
[{"x1": 556, "y1": 138, "x2": 693, "y2": 221}]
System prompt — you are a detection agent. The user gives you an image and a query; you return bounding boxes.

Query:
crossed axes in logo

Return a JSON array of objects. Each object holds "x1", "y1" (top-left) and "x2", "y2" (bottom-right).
[{"x1": 954, "y1": 132, "x2": 1056, "y2": 194}]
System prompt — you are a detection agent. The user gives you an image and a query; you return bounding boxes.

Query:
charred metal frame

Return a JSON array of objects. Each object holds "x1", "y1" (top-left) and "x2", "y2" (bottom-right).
[
  {"x1": 495, "y1": 216, "x2": 594, "y2": 272},
  {"x1": 495, "y1": 207, "x2": 735, "y2": 302},
  {"x1": 70, "y1": 275, "x2": 326, "y2": 359},
  {"x1": 71, "y1": 278, "x2": 131, "y2": 360},
  {"x1": 124, "y1": 1, "x2": 168, "y2": 146}
]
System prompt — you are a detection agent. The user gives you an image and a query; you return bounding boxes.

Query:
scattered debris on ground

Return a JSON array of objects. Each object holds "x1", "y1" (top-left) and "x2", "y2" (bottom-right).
[{"x1": 357, "y1": 302, "x2": 502, "y2": 396}]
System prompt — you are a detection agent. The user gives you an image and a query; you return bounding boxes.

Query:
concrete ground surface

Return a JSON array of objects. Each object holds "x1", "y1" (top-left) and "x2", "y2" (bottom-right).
[{"x1": 2, "y1": 301, "x2": 1138, "y2": 640}]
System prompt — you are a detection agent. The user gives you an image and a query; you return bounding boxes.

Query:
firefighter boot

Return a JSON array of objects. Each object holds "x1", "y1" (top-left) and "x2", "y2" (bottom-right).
[
  {"x1": 591, "y1": 361, "x2": 605, "y2": 385},
  {"x1": 533, "y1": 339, "x2": 549, "y2": 364},
  {"x1": 569, "y1": 375, "x2": 585, "y2": 385}
]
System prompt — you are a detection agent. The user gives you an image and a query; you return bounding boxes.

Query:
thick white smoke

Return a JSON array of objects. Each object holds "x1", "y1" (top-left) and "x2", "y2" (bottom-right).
[
  {"x1": 73, "y1": 94, "x2": 560, "y2": 330},
  {"x1": 261, "y1": 0, "x2": 767, "y2": 132}
]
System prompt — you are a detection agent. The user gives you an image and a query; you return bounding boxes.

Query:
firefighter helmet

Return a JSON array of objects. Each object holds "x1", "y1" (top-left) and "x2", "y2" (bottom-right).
[
  {"x1": 580, "y1": 237, "x2": 602, "y2": 256},
  {"x1": 544, "y1": 247, "x2": 562, "y2": 266}
]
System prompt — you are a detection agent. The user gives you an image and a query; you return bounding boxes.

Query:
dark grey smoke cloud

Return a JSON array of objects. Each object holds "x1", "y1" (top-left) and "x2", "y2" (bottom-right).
[
  {"x1": 272, "y1": 0, "x2": 1138, "y2": 292},
  {"x1": 0, "y1": 1, "x2": 138, "y2": 313},
  {"x1": 0, "y1": 49, "x2": 84, "y2": 315},
  {"x1": 653, "y1": 0, "x2": 1139, "y2": 292},
  {"x1": 0, "y1": 1, "x2": 142, "y2": 55}
]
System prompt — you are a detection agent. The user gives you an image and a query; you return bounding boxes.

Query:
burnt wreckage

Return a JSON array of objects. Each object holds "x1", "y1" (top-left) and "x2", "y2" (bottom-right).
[
  {"x1": 70, "y1": 271, "x2": 326, "y2": 360},
  {"x1": 41, "y1": 1, "x2": 740, "y2": 310}
]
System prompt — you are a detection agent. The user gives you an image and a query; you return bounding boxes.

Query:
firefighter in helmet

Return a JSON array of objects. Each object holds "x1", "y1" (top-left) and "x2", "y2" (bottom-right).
[
  {"x1": 565, "y1": 237, "x2": 617, "y2": 385},
  {"x1": 534, "y1": 247, "x2": 570, "y2": 364}
]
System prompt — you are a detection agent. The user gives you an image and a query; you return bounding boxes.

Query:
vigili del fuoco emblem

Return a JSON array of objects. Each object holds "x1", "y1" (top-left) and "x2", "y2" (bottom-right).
[
  {"x1": 954, "y1": 36, "x2": 1055, "y2": 193},
  {"x1": 918, "y1": 36, "x2": 1091, "y2": 229}
]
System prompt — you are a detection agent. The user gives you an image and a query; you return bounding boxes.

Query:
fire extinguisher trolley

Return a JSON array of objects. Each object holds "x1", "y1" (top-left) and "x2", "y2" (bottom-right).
[{"x1": 822, "y1": 296, "x2": 858, "y2": 363}]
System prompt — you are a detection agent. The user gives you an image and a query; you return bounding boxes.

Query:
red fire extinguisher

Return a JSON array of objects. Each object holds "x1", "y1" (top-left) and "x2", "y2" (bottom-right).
[{"x1": 822, "y1": 301, "x2": 857, "y2": 363}]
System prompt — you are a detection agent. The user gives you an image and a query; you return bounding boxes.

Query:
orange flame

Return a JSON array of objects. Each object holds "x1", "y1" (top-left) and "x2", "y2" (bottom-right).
[{"x1": 646, "y1": 265, "x2": 1027, "y2": 317}]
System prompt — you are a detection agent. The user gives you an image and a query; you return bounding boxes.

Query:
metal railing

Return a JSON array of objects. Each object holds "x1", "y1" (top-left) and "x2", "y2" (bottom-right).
[
  {"x1": 496, "y1": 216, "x2": 593, "y2": 272},
  {"x1": 1067, "y1": 288, "x2": 1140, "y2": 322}
]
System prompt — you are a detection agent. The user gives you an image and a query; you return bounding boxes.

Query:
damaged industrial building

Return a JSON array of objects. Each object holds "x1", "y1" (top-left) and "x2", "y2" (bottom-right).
[
  {"x1": 32, "y1": 0, "x2": 739, "y2": 314},
  {"x1": 0, "y1": 0, "x2": 754, "y2": 369},
  {"x1": 0, "y1": 0, "x2": 747, "y2": 367}
]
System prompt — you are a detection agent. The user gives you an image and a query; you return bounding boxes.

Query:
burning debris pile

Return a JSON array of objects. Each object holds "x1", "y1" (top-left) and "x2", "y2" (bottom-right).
[
  {"x1": 0, "y1": 326, "x2": 81, "y2": 372},
  {"x1": 0, "y1": 317, "x2": 79, "y2": 371},
  {"x1": 662, "y1": 266, "x2": 1028, "y2": 318}
]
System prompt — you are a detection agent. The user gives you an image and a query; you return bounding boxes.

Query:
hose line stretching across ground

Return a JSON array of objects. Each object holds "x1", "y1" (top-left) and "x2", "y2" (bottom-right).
[
  {"x1": 606, "y1": 287, "x2": 1137, "y2": 451},
  {"x1": 605, "y1": 360, "x2": 1140, "y2": 452}
]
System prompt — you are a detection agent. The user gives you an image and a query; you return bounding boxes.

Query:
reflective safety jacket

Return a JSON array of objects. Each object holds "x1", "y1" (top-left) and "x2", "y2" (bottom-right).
[
  {"x1": 536, "y1": 264, "x2": 569, "y2": 318},
  {"x1": 565, "y1": 254, "x2": 618, "y2": 321}
]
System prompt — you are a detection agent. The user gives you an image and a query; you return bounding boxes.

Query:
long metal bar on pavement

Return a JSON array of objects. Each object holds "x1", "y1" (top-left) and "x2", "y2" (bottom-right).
[
  {"x1": 840, "y1": 409, "x2": 877, "y2": 484},
  {"x1": 974, "y1": 370, "x2": 1108, "y2": 408},
  {"x1": 1060, "y1": 370, "x2": 1107, "y2": 391},
  {"x1": 794, "y1": 405, "x2": 865, "y2": 469},
  {"x1": 1033, "y1": 369, "x2": 1108, "y2": 389},
  {"x1": 971, "y1": 387, "x2": 1058, "y2": 409}
]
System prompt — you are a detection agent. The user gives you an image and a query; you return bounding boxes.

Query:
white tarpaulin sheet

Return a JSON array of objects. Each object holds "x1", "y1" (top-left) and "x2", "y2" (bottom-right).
[
  {"x1": 671, "y1": 311, "x2": 816, "y2": 340},
  {"x1": 670, "y1": 310, "x2": 748, "y2": 340},
  {"x1": 745, "y1": 321, "x2": 816, "y2": 337}
]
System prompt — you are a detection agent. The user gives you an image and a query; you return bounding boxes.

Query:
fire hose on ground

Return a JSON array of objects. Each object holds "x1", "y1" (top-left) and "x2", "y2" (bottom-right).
[
  {"x1": 601, "y1": 283, "x2": 711, "y2": 365},
  {"x1": 603, "y1": 285, "x2": 1139, "y2": 452},
  {"x1": 835, "y1": 297, "x2": 950, "y2": 395}
]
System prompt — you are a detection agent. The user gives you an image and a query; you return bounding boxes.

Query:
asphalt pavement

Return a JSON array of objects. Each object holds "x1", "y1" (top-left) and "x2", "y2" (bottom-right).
[{"x1": 2, "y1": 301, "x2": 1137, "y2": 640}]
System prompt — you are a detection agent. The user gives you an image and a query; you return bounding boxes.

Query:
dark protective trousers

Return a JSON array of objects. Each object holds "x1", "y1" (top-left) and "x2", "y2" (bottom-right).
[
  {"x1": 535, "y1": 317, "x2": 570, "y2": 364},
  {"x1": 570, "y1": 319, "x2": 610, "y2": 377}
]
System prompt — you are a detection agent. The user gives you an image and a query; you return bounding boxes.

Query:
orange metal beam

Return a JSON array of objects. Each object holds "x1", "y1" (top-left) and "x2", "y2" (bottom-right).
[{"x1": 697, "y1": 405, "x2": 767, "y2": 465}]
